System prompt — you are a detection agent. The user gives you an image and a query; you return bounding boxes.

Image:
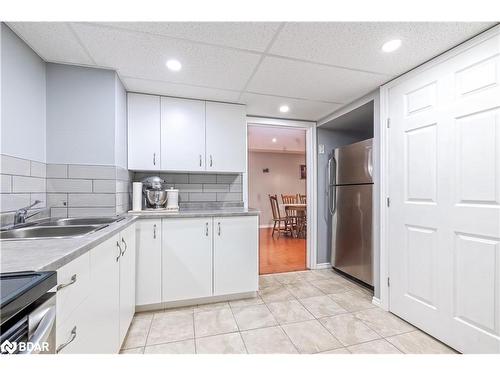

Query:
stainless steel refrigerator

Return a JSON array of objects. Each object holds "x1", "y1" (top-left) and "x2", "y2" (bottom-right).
[{"x1": 328, "y1": 138, "x2": 373, "y2": 286}]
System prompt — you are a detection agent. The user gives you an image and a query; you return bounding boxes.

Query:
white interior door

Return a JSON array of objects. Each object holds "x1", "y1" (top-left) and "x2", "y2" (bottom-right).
[{"x1": 388, "y1": 31, "x2": 500, "y2": 353}]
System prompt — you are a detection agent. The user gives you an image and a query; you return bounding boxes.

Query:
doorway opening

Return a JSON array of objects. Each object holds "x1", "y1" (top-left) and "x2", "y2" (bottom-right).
[{"x1": 248, "y1": 125, "x2": 308, "y2": 274}]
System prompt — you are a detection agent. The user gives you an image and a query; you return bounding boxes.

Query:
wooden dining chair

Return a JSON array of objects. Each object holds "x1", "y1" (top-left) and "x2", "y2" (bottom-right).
[
  {"x1": 299, "y1": 194, "x2": 307, "y2": 204},
  {"x1": 281, "y1": 194, "x2": 299, "y2": 236},
  {"x1": 269, "y1": 194, "x2": 291, "y2": 238}
]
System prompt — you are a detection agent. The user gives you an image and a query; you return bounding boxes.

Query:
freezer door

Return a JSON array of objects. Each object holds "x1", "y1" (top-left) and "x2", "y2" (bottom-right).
[
  {"x1": 334, "y1": 138, "x2": 373, "y2": 185},
  {"x1": 331, "y1": 184, "x2": 373, "y2": 286}
]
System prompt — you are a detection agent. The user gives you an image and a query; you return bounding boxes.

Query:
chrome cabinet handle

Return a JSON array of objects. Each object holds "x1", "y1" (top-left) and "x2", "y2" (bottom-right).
[
  {"x1": 205, "y1": 222, "x2": 209, "y2": 236},
  {"x1": 56, "y1": 274, "x2": 77, "y2": 291},
  {"x1": 153, "y1": 224, "x2": 157, "y2": 239},
  {"x1": 199, "y1": 154, "x2": 202, "y2": 167},
  {"x1": 56, "y1": 326, "x2": 77, "y2": 354},
  {"x1": 218, "y1": 222, "x2": 221, "y2": 236},
  {"x1": 153, "y1": 153, "x2": 156, "y2": 166},
  {"x1": 121, "y1": 238, "x2": 127, "y2": 256},
  {"x1": 210, "y1": 155, "x2": 213, "y2": 167},
  {"x1": 116, "y1": 241, "x2": 122, "y2": 262}
]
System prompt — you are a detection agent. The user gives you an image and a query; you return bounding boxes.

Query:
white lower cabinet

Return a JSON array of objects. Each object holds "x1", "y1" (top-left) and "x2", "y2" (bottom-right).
[
  {"x1": 55, "y1": 223, "x2": 136, "y2": 354},
  {"x1": 213, "y1": 216, "x2": 258, "y2": 295},
  {"x1": 162, "y1": 217, "x2": 213, "y2": 302},
  {"x1": 159, "y1": 215, "x2": 258, "y2": 304},
  {"x1": 135, "y1": 219, "x2": 162, "y2": 306},
  {"x1": 118, "y1": 224, "x2": 136, "y2": 345}
]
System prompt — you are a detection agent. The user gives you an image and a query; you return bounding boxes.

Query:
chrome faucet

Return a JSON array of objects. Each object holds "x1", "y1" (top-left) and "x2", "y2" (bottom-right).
[{"x1": 13, "y1": 200, "x2": 42, "y2": 226}]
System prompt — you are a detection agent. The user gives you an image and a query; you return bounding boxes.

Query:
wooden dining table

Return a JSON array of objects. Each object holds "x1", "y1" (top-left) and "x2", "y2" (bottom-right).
[{"x1": 282, "y1": 203, "x2": 307, "y2": 238}]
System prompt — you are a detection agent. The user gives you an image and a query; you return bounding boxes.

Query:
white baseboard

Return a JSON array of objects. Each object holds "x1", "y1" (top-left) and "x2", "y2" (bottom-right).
[
  {"x1": 372, "y1": 296, "x2": 381, "y2": 307},
  {"x1": 259, "y1": 224, "x2": 273, "y2": 229},
  {"x1": 314, "y1": 262, "x2": 332, "y2": 270}
]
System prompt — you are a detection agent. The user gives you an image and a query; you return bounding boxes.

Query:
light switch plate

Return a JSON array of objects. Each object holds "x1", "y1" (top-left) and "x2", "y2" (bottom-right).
[{"x1": 318, "y1": 144, "x2": 325, "y2": 154}]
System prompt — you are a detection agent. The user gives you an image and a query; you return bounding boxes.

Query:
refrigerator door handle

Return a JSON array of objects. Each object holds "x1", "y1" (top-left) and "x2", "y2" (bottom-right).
[{"x1": 328, "y1": 156, "x2": 337, "y2": 215}]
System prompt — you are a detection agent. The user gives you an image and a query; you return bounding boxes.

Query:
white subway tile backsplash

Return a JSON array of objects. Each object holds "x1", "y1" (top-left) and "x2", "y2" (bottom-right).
[
  {"x1": 0, "y1": 155, "x2": 31, "y2": 176},
  {"x1": 189, "y1": 192, "x2": 217, "y2": 201},
  {"x1": 51, "y1": 207, "x2": 68, "y2": 218},
  {"x1": 92, "y1": 180, "x2": 116, "y2": 193},
  {"x1": 203, "y1": 184, "x2": 230, "y2": 192},
  {"x1": 47, "y1": 193, "x2": 68, "y2": 208},
  {"x1": 30, "y1": 193, "x2": 46, "y2": 206},
  {"x1": 179, "y1": 192, "x2": 189, "y2": 202},
  {"x1": 189, "y1": 174, "x2": 217, "y2": 184},
  {"x1": 68, "y1": 165, "x2": 116, "y2": 180},
  {"x1": 216, "y1": 174, "x2": 242, "y2": 184},
  {"x1": 46, "y1": 164, "x2": 68, "y2": 178},
  {"x1": 68, "y1": 207, "x2": 116, "y2": 217},
  {"x1": 161, "y1": 173, "x2": 189, "y2": 184},
  {"x1": 1, "y1": 175, "x2": 12, "y2": 193},
  {"x1": 47, "y1": 179, "x2": 93, "y2": 193},
  {"x1": 174, "y1": 183, "x2": 203, "y2": 193},
  {"x1": 116, "y1": 167, "x2": 130, "y2": 181},
  {"x1": 30, "y1": 161, "x2": 46, "y2": 178},
  {"x1": 1, "y1": 193, "x2": 31, "y2": 212},
  {"x1": 12, "y1": 176, "x2": 46, "y2": 193},
  {"x1": 68, "y1": 193, "x2": 116, "y2": 207},
  {"x1": 217, "y1": 192, "x2": 242, "y2": 202},
  {"x1": 229, "y1": 183, "x2": 243, "y2": 192},
  {"x1": 116, "y1": 180, "x2": 129, "y2": 193}
]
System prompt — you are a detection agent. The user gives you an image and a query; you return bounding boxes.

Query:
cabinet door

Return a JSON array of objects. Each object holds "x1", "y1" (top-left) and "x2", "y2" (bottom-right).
[
  {"x1": 87, "y1": 234, "x2": 121, "y2": 353},
  {"x1": 135, "y1": 219, "x2": 162, "y2": 306},
  {"x1": 161, "y1": 97, "x2": 206, "y2": 171},
  {"x1": 128, "y1": 93, "x2": 161, "y2": 170},
  {"x1": 119, "y1": 223, "x2": 136, "y2": 346},
  {"x1": 162, "y1": 218, "x2": 213, "y2": 301},
  {"x1": 213, "y1": 216, "x2": 258, "y2": 295},
  {"x1": 206, "y1": 102, "x2": 246, "y2": 172}
]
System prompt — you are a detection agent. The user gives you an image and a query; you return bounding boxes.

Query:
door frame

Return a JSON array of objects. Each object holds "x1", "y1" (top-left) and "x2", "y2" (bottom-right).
[
  {"x1": 378, "y1": 24, "x2": 500, "y2": 311},
  {"x1": 244, "y1": 116, "x2": 318, "y2": 270}
]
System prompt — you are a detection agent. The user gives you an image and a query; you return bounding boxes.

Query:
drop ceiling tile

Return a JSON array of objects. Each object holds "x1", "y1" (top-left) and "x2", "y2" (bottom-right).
[
  {"x1": 270, "y1": 22, "x2": 494, "y2": 76},
  {"x1": 246, "y1": 56, "x2": 388, "y2": 104},
  {"x1": 241, "y1": 92, "x2": 342, "y2": 121},
  {"x1": 71, "y1": 23, "x2": 261, "y2": 91},
  {"x1": 95, "y1": 22, "x2": 282, "y2": 52},
  {"x1": 7, "y1": 22, "x2": 94, "y2": 65},
  {"x1": 122, "y1": 77, "x2": 241, "y2": 103}
]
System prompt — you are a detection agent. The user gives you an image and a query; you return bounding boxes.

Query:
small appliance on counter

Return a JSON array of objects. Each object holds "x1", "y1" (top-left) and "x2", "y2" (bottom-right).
[
  {"x1": 142, "y1": 176, "x2": 168, "y2": 210},
  {"x1": 139, "y1": 176, "x2": 179, "y2": 212}
]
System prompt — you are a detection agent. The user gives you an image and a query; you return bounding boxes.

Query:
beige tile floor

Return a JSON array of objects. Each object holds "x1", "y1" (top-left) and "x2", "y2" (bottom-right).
[{"x1": 120, "y1": 269, "x2": 456, "y2": 354}]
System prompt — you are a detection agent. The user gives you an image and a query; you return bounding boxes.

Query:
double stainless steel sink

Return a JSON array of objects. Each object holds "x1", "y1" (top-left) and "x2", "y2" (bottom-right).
[{"x1": 0, "y1": 217, "x2": 125, "y2": 240}]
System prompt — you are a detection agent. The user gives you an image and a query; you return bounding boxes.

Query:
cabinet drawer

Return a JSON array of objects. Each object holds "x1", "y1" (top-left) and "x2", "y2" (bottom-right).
[
  {"x1": 56, "y1": 252, "x2": 90, "y2": 325},
  {"x1": 56, "y1": 299, "x2": 92, "y2": 354}
]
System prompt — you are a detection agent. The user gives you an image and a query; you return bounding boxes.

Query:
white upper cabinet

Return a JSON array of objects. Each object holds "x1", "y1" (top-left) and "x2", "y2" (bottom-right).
[
  {"x1": 206, "y1": 102, "x2": 246, "y2": 173},
  {"x1": 127, "y1": 93, "x2": 161, "y2": 170},
  {"x1": 161, "y1": 97, "x2": 206, "y2": 172}
]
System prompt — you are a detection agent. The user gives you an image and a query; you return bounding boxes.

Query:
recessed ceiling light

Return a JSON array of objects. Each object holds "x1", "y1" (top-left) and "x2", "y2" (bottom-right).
[
  {"x1": 381, "y1": 39, "x2": 402, "y2": 53},
  {"x1": 166, "y1": 59, "x2": 182, "y2": 71},
  {"x1": 272, "y1": 138, "x2": 277, "y2": 143},
  {"x1": 279, "y1": 105, "x2": 290, "y2": 113}
]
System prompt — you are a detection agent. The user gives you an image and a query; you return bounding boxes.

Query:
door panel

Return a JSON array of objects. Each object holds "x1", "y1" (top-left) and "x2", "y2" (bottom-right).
[
  {"x1": 161, "y1": 97, "x2": 205, "y2": 171},
  {"x1": 135, "y1": 219, "x2": 162, "y2": 306},
  {"x1": 388, "y1": 31, "x2": 500, "y2": 353},
  {"x1": 331, "y1": 184, "x2": 373, "y2": 285},
  {"x1": 127, "y1": 93, "x2": 161, "y2": 170},
  {"x1": 213, "y1": 216, "x2": 258, "y2": 295},
  {"x1": 119, "y1": 224, "x2": 136, "y2": 346},
  {"x1": 205, "y1": 102, "x2": 246, "y2": 172},
  {"x1": 162, "y1": 218, "x2": 212, "y2": 301}
]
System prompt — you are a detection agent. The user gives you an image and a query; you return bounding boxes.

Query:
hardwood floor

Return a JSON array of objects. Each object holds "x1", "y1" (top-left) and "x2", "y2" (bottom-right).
[{"x1": 259, "y1": 228, "x2": 306, "y2": 275}]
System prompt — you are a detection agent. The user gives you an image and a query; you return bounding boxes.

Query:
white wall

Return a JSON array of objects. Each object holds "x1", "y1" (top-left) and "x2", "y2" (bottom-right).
[
  {"x1": 114, "y1": 75, "x2": 128, "y2": 169},
  {"x1": 46, "y1": 63, "x2": 116, "y2": 165},
  {"x1": 1, "y1": 23, "x2": 46, "y2": 162},
  {"x1": 248, "y1": 151, "x2": 306, "y2": 227}
]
